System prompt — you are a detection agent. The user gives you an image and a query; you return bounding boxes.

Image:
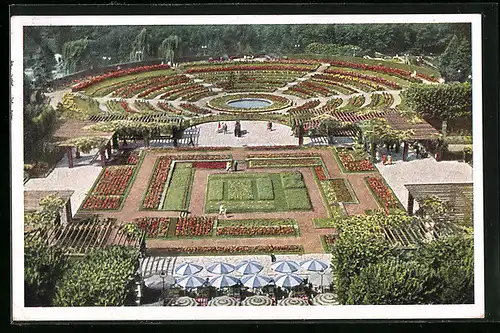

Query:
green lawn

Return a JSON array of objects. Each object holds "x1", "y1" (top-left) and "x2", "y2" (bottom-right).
[
  {"x1": 205, "y1": 172, "x2": 312, "y2": 213},
  {"x1": 162, "y1": 163, "x2": 194, "y2": 211},
  {"x1": 280, "y1": 172, "x2": 306, "y2": 189}
]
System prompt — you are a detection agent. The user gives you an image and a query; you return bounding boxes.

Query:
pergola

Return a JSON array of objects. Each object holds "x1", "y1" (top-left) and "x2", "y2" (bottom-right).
[
  {"x1": 24, "y1": 190, "x2": 74, "y2": 226},
  {"x1": 24, "y1": 216, "x2": 145, "y2": 257},
  {"x1": 52, "y1": 120, "x2": 115, "y2": 168},
  {"x1": 404, "y1": 182, "x2": 473, "y2": 225},
  {"x1": 381, "y1": 218, "x2": 462, "y2": 248},
  {"x1": 382, "y1": 113, "x2": 442, "y2": 161}
]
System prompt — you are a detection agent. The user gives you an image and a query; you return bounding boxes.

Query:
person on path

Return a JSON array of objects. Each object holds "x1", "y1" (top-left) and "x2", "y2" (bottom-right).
[
  {"x1": 218, "y1": 203, "x2": 227, "y2": 218},
  {"x1": 223, "y1": 123, "x2": 228, "y2": 134},
  {"x1": 269, "y1": 121, "x2": 273, "y2": 131},
  {"x1": 188, "y1": 135, "x2": 195, "y2": 146},
  {"x1": 225, "y1": 161, "x2": 232, "y2": 172},
  {"x1": 233, "y1": 160, "x2": 238, "y2": 172},
  {"x1": 415, "y1": 144, "x2": 420, "y2": 159},
  {"x1": 382, "y1": 154, "x2": 387, "y2": 165},
  {"x1": 270, "y1": 253, "x2": 276, "y2": 263},
  {"x1": 387, "y1": 154, "x2": 393, "y2": 165},
  {"x1": 217, "y1": 122, "x2": 221, "y2": 133}
]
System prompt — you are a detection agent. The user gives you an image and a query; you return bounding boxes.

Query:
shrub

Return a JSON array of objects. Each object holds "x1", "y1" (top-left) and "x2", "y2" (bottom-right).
[
  {"x1": 280, "y1": 172, "x2": 305, "y2": 189},
  {"x1": 53, "y1": 246, "x2": 139, "y2": 306},
  {"x1": 256, "y1": 177, "x2": 274, "y2": 200}
]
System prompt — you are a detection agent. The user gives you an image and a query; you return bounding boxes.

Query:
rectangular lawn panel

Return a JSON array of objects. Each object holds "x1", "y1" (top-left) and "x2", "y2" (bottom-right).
[
  {"x1": 205, "y1": 172, "x2": 312, "y2": 213},
  {"x1": 162, "y1": 163, "x2": 194, "y2": 211},
  {"x1": 280, "y1": 172, "x2": 306, "y2": 189},
  {"x1": 284, "y1": 188, "x2": 312, "y2": 210},
  {"x1": 227, "y1": 179, "x2": 254, "y2": 201},
  {"x1": 256, "y1": 177, "x2": 274, "y2": 200}
]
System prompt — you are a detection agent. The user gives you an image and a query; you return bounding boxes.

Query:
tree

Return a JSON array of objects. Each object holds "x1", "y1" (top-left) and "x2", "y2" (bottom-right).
[
  {"x1": 438, "y1": 35, "x2": 472, "y2": 82},
  {"x1": 158, "y1": 35, "x2": 180, "y2": 64},
  {"x1": 402, "y1": 83, "x2": 472, "y2": 122},
  {"x1": 53, "y1": 246, "x2": 139, "y2": 306},
  {"x1": 25, "y1": 239, "x2": 68, "y2": 306},
  {"x1": 129, "y1": 28, "x2": 151, "y2": 62},
  {"x1": 62, "y1": 38, "x2": 89, "y2": 74},
  {"x1": 25, "y1": 194, "x2": 66, "y2": 229}
]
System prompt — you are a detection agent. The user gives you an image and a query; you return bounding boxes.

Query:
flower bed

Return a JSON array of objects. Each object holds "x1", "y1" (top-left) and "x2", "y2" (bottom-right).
[
  {"x1": 142, "y1": 157, "x2": 172, "y2": 210},
  {"x1": 135, "y1": 217, "x2": 170, "y2": 237},
  {"x1": 157, "y1": 244, "x2": 304, "y2": 255},
  {"x1": 174, "y1": 216, "x2": 215, "y2": 237},
  {"x1": 314, "y1": 165, "x2": 327, "y2": 181},
  {"x1": 216, "y1": 225, "x2": 296, "y2": 237},
  {"x1": 324, "y1": 69, "x2": 403, "y2": 90},
  {"x1": 72, "y1": 64, "x2": 171, "y2": 91},
  {"x1": 335, "y1": 149, "x2": 375, "y2": 172},
  {"x1": 247, "y1": 158, "x2": 322, "y2": 168},
  {"x1": 81, "y1": 195, "x2": 122, "y2": 210},
  {"x1": 320, "y1": 178, "x2": 357, "y2": 203},
  {"x1": 192, "y1": 161, "x2": 227, "y2": 169},
  {"x1": 179, "y1": 103, "x2": 212, "y2": 115},
  {"x1": 247, "y1": 152, "x2": 322, "y2": 159},
  {"x1": 207, "y1": 93, "x2": 291, "y2": 113},
  {"x1": 91, "y1": 166, "x2": 135, "y2": 196},
  {"x1": 246, "y1": 145, "x2": 305, "y2": 150},
  {"x1": 365, "y1": 176, "x2": 402, "y2": 214},
  {"x1": 187, "y1": 64, "x2": 314, "y2": 74},
  {"x1": 321, "y1": 234, "x2": 338, "y2": 252}
]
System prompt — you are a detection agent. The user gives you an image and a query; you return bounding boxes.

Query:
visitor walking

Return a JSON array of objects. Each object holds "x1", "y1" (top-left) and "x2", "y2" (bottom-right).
[
  {"x1": 233, "y1": 160, "x2": 238, "y2": 172},
  {"x1": 188, "y1": 135, "x2": 195, "y2": 146},
  {"x1": 217, "y1": 122, "x2": 221, "y2": 133},
  {"x1": 223, "y1": 123, "x2": 228, "y2": 134},
  {"x1": 270, "y1": 253, "x2": 276, "y2": 263},
  {"x1": 218, "y1": 203, "x2": 227, "y2": 218},
  {"x1": 382, "y1": 154, "x2": 387, "y2": 165},
  {"x1": 225, "y1": 161, "x2": 232, "y2": 172},
  {"x1": 386, "y1": 154, "x2": 393, "y2": 165},
  {"x1": 269, "y1": 121, "x2": 273, "y2": 131},
  {"x1": 415, "y1": 144, "x2": 421, "y2": 159}
]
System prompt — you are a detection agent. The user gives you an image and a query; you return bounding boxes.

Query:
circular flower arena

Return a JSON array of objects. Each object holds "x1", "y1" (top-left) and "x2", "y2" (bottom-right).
[{"x1": 207, "y1": 93, "x2": 291, "y2": 113}]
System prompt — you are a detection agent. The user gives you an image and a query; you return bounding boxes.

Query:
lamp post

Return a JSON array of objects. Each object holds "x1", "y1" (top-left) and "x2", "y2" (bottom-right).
[
  {"x1": 294, "y1": 44, "x2": 301, "y2": 53},
  {"x1": 159, "y1": 271, "x2": 167, "y2": 306},
  {"x1": 319, "y1": 269, "x2": 325, "y2": 293},
  {"x1": 201, "y1": 45, "x2": 208, "y2": 56}
]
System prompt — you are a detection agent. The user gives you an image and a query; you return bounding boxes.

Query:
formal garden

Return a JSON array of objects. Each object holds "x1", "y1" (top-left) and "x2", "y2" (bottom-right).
[{"x1": 23, "y1": 24, "x2": 474, "y2": 307}]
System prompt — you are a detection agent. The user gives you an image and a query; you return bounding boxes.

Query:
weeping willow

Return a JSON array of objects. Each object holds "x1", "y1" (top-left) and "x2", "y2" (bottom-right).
[
  {"x1": 129, "y1": 28, "x2": 151, "y2": 62},
  {"x1": 61, "y1": 38, "x2": 89, "y2": 74},
  {"x1": 158, "y1": 35, "x2": 180, "y2": 64}
]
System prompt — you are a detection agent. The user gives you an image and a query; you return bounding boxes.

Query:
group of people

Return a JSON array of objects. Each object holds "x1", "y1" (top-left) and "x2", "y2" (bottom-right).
[{"x1": 217, "y1": 121, "x2": 243, "y2": 137}]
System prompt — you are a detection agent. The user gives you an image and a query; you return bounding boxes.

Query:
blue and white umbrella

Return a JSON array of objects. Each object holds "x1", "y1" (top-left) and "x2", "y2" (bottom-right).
[
  {"x1": 271, "y1": 260, "x2": 299, "y2": 273},
  {"x1": 207, "y1": 262, "x2": 235, "y2": 274},
  {"x1": 235, "y1": 260, "x2": 264, "y2": 275},
  {"x1": 175, "y1": 275, "x2": 206, "y2": 289},
  {"x1": 300, "y1": 259, "x2": 328, "y2": 272},
  {"x1": 209, "y1": 274, "x2": 239, "y2": 288},
  {"x1": 175, "y1": 262, "x2": 203, "y2": 276},
  {"x1": 239, "y1": 274, "x2": 272, "y2": 288},
  {"x1": 274, "y1": 273, "x2": 304, "y2": 288}
]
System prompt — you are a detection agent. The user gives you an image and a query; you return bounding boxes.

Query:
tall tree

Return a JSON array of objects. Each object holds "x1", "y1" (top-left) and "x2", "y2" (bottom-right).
[
  {"x1": 62, "y1": 38, "x2": 89, "y2": 74},
  {"x1": 438, "y1": 35, "x2": 472, "y2": 82},
  {"x1": 158, "y1": 35, "x2": 180, "y2": 64},
  {"x1": 129, "y1": 28, "x2": 151, "y2": 62}
]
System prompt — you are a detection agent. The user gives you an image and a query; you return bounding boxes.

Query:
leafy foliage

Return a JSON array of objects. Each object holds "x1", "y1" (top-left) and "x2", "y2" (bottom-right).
[
  {"x1": 60, "y1": 136, "x2": 109, "y2": 153},
  {"x1": 53, "y1": 246, "x2": 139, "y2": 306},
  {"x1": 130, "y1": 28, "x2": 151, "y2": 62},
  {"x1": 62, "y1": 38, "x2": 89, "y2": 74},
  {"x1": 25, "y1": 194, "x2": 66, "y2": 228},
  {"x1": 438, "y1": 35, "x2": 472, "y2": 82},
  {"x1": 305, "y1": 42, "x2": 362, "y2": 57},
  {"x1": 402, "y1": 83, "x2": 472, "y2": 120},
  {"x1": 25, "y1": 239, "x2": 68, "y2": 306}
]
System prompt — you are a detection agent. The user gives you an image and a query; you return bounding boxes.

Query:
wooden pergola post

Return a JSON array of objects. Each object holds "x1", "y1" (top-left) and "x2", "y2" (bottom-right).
[
  {"x1": 106, "y1": 142, "x2": 112, "y2": 159},
  {"x1": 67, "y1": 147, "x2": 74, "y2": 168},
  {"x1": 100, "y1": 149, "x2": 107, "y2": 167},
  {"x1": 402, "y1": 141, "x2": 409, "y2": 162},
  {"x1": 407, "y1": 192, "x2": 415, "y2": 216}
]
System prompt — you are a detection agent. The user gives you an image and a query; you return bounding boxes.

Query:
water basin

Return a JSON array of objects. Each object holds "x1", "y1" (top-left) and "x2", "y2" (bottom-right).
[{"x1": 227, "y1": 98, "x2": 272, "y2": 109}]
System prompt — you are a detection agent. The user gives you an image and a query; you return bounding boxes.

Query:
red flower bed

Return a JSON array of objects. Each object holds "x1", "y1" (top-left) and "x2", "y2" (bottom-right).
[
  {"x1": 175, "y1": 216, "x2": 215, "y2": 237},
  {"x1": 247, "y1": 152, "x2": 322, "y2": 158},
  {"x1": 92, "y1": 166, "x2": 134, "y2": 196},
  {"x1": 176, "y1": 154, "x2": 231, "y2": 161},
  {"x1": 287, "y1": 100, "x2": 321, "y2": 114},
  {"x1": 216, "y1": 226, "x2": 296, "y2": 237},
  {"x1": 246, "y1": 145, "x2": 304, "y2": 150},
  {"x1": 325, "y1": 60, "x2": 421, "y2": 83},
  {"x1": 135, "y1": 217, "x2": 170, "y2": 237},
  {"x1": 161, "y1": 244, "x2": 303, "y2": 254},
  {"x1": 81, "y1": 195, "x2": 122, "y2": 210},
  {"x1": 179, "y1": 103, "x2": 212, "y2": 115},
  {"x1": 142, "y1": 157, "x2": 172, "y2": 209},
  {"x1": 337, "y1": 150, "x2": 375, "y2": 172},
  {"x1": 365, "y1": 176, "x2": 400, "y2": 214},
  {"x1": 192, "y1": 161, "x2": 227, "y2": 169},
  {"x1": 186, "y1": 64, "x2": 313, "y2": 74},
  {"x1": 314, "y1": 165, "x2": 327, "y2": 180},
  {"x1": 323, "y1": 69, "x2": 402, "y2": 90},
  {"x1": 416, "y1": 72, "x2": 439, "y2": 83},
  {"x1": 120, "y1": 101, "x2": 135, "y2": 113},
  {"x1": 323, "y1": 234, "x2": 337, "y2": 250},
  {"x1": 72, "y1": 64, "x2": 171, "y2": 91},
  {"x1": 174, "y1": 147, "x2": 232, "y2": 151}
]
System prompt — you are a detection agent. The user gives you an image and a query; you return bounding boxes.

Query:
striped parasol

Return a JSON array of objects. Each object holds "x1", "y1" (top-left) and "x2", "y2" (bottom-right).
[
  {"x1": 239, "y1": 274, "x2": 272, "y2": 288},
  {"x1": 235, "y1": 260, "x2": 264, "y2": 274},
  {"x1": 241, "y1": 295, "x2": 273, "y2": 306},
  {"x1": 173, "y1": 296, "x2": 198, "y2": 307},
  {"x1": 207, "y1": 296, "x2": 240, "y2": 306},
  {"x1": 312, "y1": 293, "x2": 340, "y2": 306},
  {"x1": 208, "y1": 274, "x2": 239, "y2": 288},
  {"x1": 175, "y1": 275, "x2": 206, "y2": 289},
  {"x1": 278, "y1": 297, "x2": 309, "y2": 306},
  {"x1": 207, "y1": 262, "x2": 235, "y2": 274},
  {"x1": 273, "y1": 273, "x2": 304, "y2": 288},
  {"x1": 271, "y1": 260, "x2": 299, "y2": 273},
  {"x1": 174, "y1": 262, "x2": 203, "y2": 276},
  {"x1": 300, "y1": 259, "x2": 328, "y2": 272}
]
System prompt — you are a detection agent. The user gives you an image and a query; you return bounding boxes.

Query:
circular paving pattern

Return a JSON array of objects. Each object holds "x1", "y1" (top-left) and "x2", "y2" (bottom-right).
[{"x1": 207, "y1": 93, "x2": 291, "y2": 113}]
